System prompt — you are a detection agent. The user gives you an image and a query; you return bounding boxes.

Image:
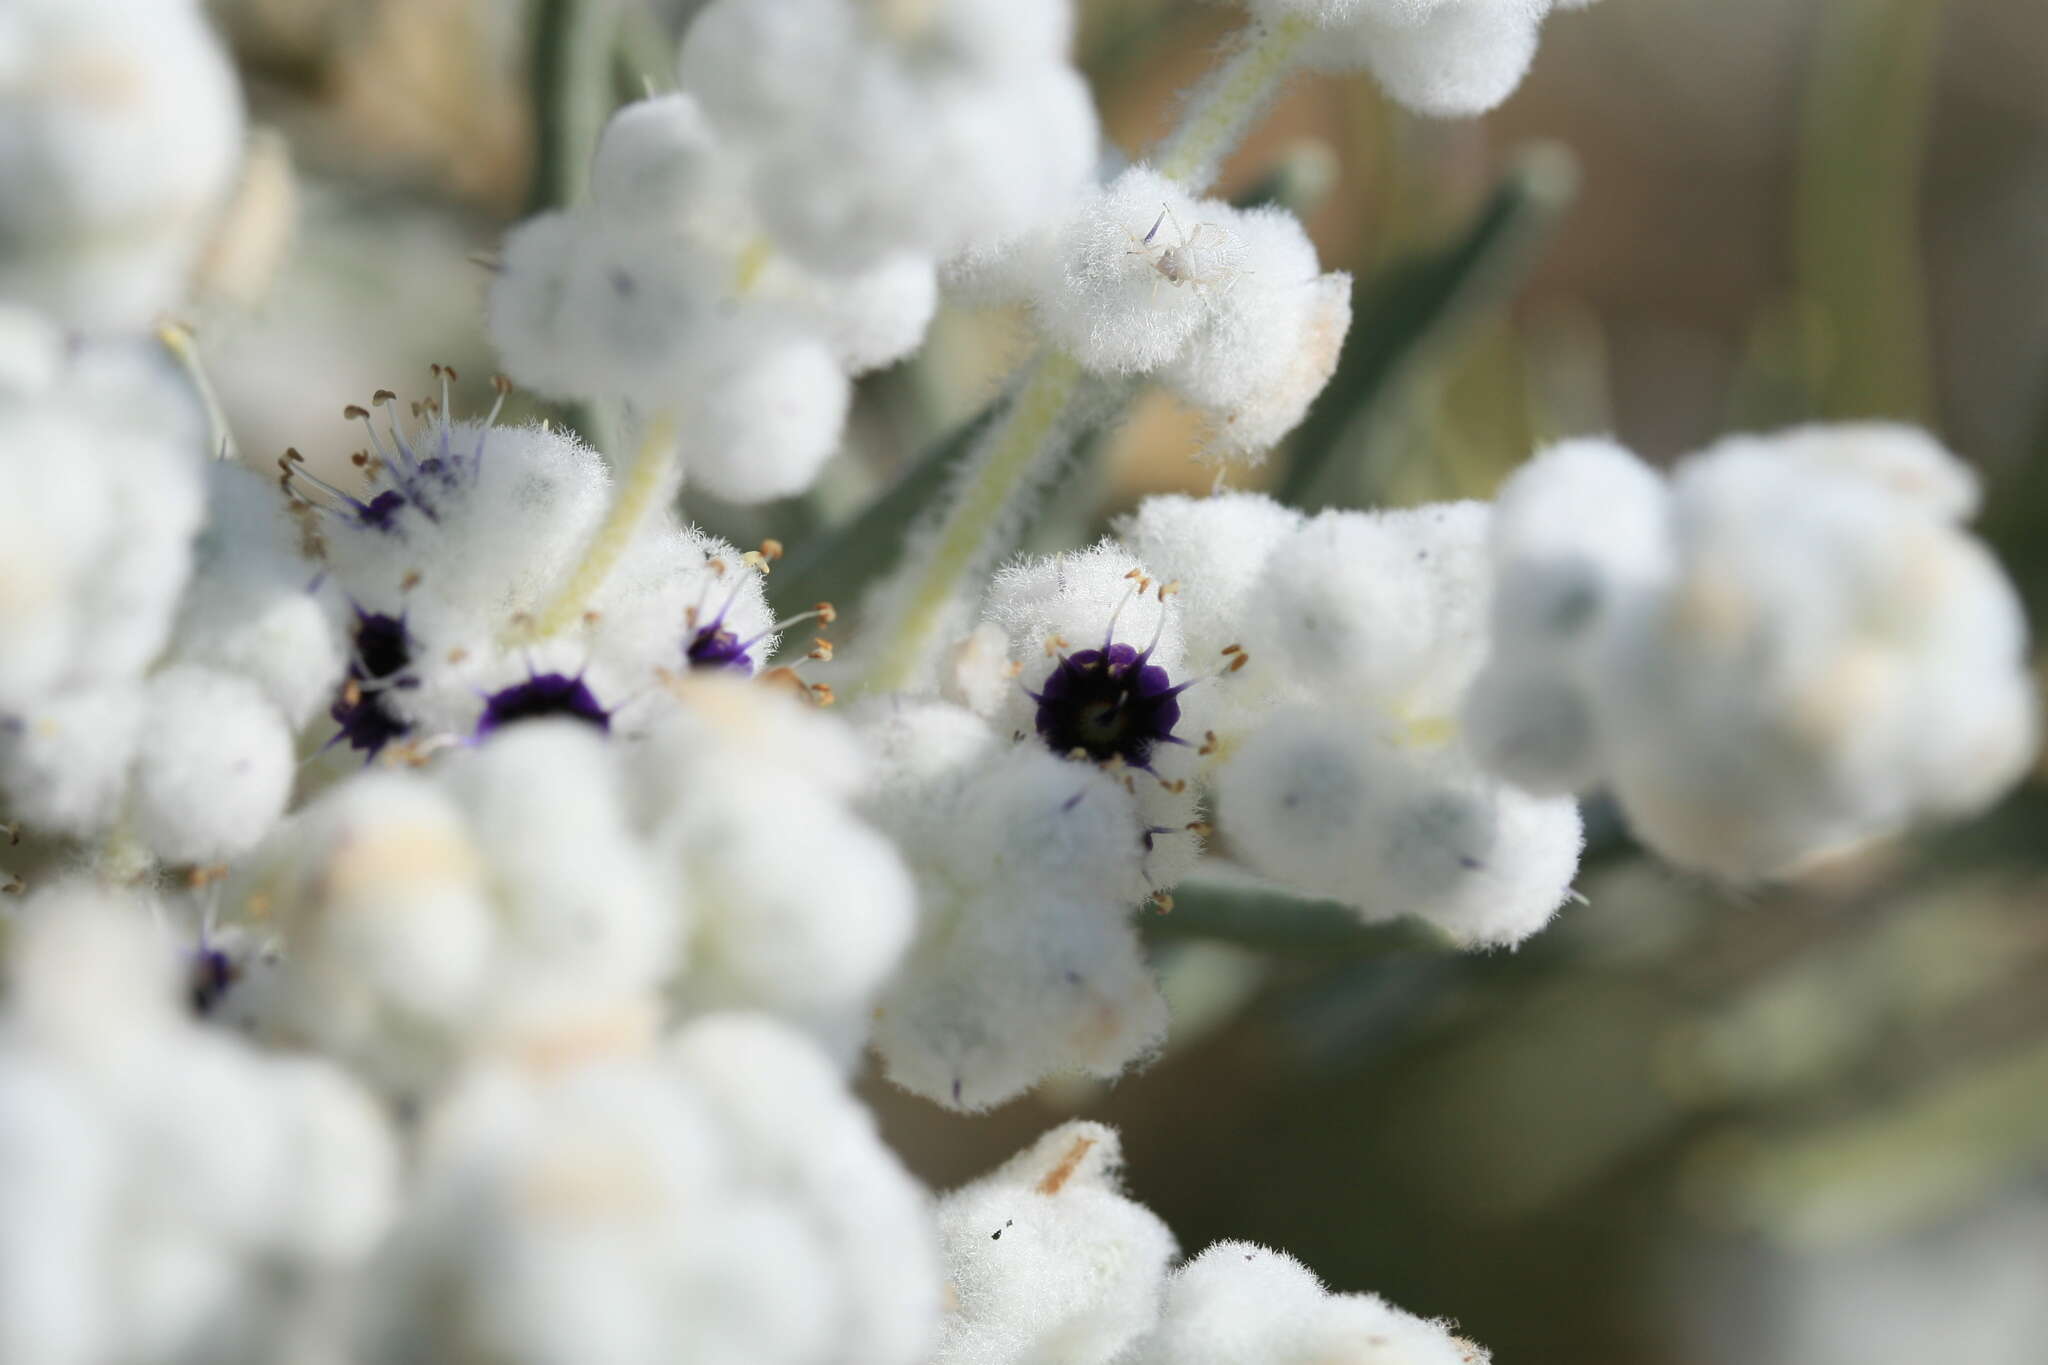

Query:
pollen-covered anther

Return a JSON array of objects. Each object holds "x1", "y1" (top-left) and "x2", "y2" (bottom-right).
[
  {"x1": 1043, "y1": 634, "x2": 1070, "y2": 658},
  {"x1": 1186, "y1": 821, "x2": 1213, "y2": 837},
  {"x1": 758, "y1": 538, "x2": 784, "y2": 563},
  {"x1": 1198, "y1": 730, "x2": 1219, "y2": 756},
  {"x1": 184, "y1": 863, "x2": 229, "y2": 890},
  {"x1": 741, "y1": 549, "x2": 772, "y2": 575},
  {"x1": 1149, "y1": 891, "x2": 1174, "y2": 914},
  {"x1": 808, "y1": 639, "x2": 834, "y2": 663},
  {"x1": 814, "y1": 601, "x2": 838, "y2": 625},
  {"x1": 808, "y1": 683, "x2": 836, "y2": 707}
]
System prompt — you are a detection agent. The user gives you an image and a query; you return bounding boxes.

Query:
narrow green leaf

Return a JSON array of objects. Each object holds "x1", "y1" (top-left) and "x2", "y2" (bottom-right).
[{"x1": 1278, "y1": 143, "x2": 1579, "y2": 510}]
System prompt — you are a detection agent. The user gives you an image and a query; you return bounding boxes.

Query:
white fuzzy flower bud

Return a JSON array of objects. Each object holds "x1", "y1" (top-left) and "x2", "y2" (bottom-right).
[
  {"x1": 1127, "y1": 1241, "x2": 1487, "y2": 1365},
  {"x1": 1216, "y1": 706, "x2": 1583, "y2": 945},
  {"x1": 679, "y1": 0, "x2": 1098, "y2": 272},
  {"x1": 1160, "y1": 207, "x2": 1353, "y2": 459},
  {"x1": 1296, "y1": 0, "x2": 1591, "y2": 119},
  {"x1": 934, "y1": 1122, "x2": 1177, "y2": 1365},
  {"x1": 0, "y1": 887, "x2": 400, "y2": 1365},
  {"x1": 0, "y1": 0, "x2": 245, "y2": 330},
  {"x1": 1114, "y1": 491, "x2": 1305, "y2": 662},
  {"x1": 130, "y1": 665, "x2": 296, "y2": 865},
  {"x1": 366, "y1": 1016, "x2": 939, "y2": 1365}
]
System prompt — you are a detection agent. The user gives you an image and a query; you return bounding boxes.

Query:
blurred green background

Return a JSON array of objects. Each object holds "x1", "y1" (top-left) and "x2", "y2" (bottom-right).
[{"x1": 192, "y1": 1, "x2": 2048, "y2": 1359}]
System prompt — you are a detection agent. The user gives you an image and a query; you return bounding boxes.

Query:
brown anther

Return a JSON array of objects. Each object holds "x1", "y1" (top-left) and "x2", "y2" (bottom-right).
[
  {"x1": 1162, "y1": 778, "x2": 1188, "y2": 794},
  {"x1": 582, "y1": 610, "x2": 601, "y2": 627},
  {"x1": 492, "y1": 374, "x2": 513, "y2": 395},
  {"x1": 1004, "y1": 660, "x2": 1024, "y2": 678},
  {"x1": 373, "y1": 389, "x2": 397, "y2": 404},
  {"x1": 284, "y1": 446, "x2": 306, "y2": 463},
  {"x1": 1034, "y1": 1135, "x2": 1097, "y2": 1196},
  {"x1": 808, "y1": 683, "x2": 836, "y2": 706},
  {"x1": 684, "y1": 605, "x2": 701, "y2": 628},
  {"x1": 430, "y1": 363, "x2": 444, "y2": 379},
  {"x1": 1186, "y1": 821, "x2": 1214, "y2": 838},
  {"x1": 400, "y1": 570, "x2": 422, "y2": 592},
  {"x1": 1043, "y1": 634, "x2": 1069, "y2": 657},
  {"x1": 1225, "y1": 652, "x2": 1249, "y2": 673},
  {"x1": 1198, "y1": 729, "x2": 1219, "y2": 755},
  {"x1": 409, "y1": 401, "x2": 424, "y2": 420},
  {"x1": 1149, "y1": 891, "x2": 1175, "y2": 914},
  {"x1": 441, "y1": 365, "x2": 459, "y2": 382},
  {"x1": 708, "y1": 557, "x2": 729, "y2": 577},
  {"x1": 808, "y1": 640, "x2": 835, "y2": 662},
  {"x1": 351, "y1": 451, "x2": 369, "y2": 468},
  {"x1": 759, "y1": 538, "x2": 784, "y2": 562},
  {"x1": 341, "y1": 679, "x2": 363, "y2": 707},
  {"x1": 1158, "y1": 580, "x2": 1182, "y2": 599},
  {"x1": 343, "y1": 405, "x2": 370, "y2": 420},
  {"x1": 185, "y1": 864, "x2": 228, "y2": 890},
  {"x1": 1124, "y1": 568, "x2": 1144, "y2": 581},
  {"x1": 1220, "y1": 643, "x2": 1243, "y2": 656},
  {"x1": 447, "y1": 647, "x2": 469, "y2": 664},
  {"x1": 508, "y1": 611, "x2": 533, "y2": 630},
  {"x1": 814, "y1": 601, "x2": 838, "y2": 625}
]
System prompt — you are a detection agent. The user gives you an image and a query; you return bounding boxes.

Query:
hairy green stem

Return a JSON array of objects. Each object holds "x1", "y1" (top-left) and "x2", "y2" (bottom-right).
[{"x1": 1154, "y1": 14, "x2": 1314, "y2": 191}]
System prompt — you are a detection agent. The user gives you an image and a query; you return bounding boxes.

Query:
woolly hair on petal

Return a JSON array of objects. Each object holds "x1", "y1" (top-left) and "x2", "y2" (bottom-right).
[
  {"x1": 1244, "y1": 501, "x2": 1493, "y2": 713},
  {"x1": 1128, "y1": 1241, "x2": 1485, "y2": 1365},
  {"x1": 986, "y1": 540, "x2": 1188, "y2": 677},
  {"x1": 1026, "y1": 166, "x2": 1243, "y2": 375},
  {"x1": 933, "y1": 1121, "x2": 1178, "y2": 1365},
  {"x1": 1306, "y1": 0, "x2": 1552, "y2": 118},
  {"x1": 129, "y1": 666, "x2": 296, "y2": 866},
  {"x1": 1215, "y1": 706, "x2": 1583, "y2": 946},
  {"x1": 666, "y1": 1015, "x2": 944, "y2": 1365}
]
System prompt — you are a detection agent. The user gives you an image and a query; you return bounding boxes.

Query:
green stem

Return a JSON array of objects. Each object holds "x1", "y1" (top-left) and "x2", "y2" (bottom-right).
[
  {"x1": 1153, "y1": 15, "x2": 1314, "y2": 191},
  {"x1": 853, "y1": 352, "x2": 1087, "y2": 695},
  {"x1": 511, "y1": 411, "x2": 680, "y2": 644},
  {"x1": 526, "y1": 0, "x2": 620, "y2": 215}
]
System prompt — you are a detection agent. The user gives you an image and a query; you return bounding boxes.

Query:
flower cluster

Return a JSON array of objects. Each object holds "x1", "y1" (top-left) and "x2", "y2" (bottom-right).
[
  {"x1": 1464, "y1": 427, "x2": 2039, "y2": 879},
  {"x1": 1, "y1": 1, "x2": 2037, "y2": 1363}
]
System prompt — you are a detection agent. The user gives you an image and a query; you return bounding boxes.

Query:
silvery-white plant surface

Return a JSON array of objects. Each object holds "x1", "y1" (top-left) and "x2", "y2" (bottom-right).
[{"x1": 0, "y1": 2, "x2": 2039, "y2": 1363}]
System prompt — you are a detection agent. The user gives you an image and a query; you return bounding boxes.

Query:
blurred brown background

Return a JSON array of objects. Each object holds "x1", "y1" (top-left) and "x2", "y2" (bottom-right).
[{"x1": 193, "y1": 2, "x2": 2048, "y2": 1360}]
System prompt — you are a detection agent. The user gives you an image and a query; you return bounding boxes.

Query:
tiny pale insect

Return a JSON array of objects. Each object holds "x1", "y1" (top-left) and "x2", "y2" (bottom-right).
[{"x1": 1126, "y1": 202, "x2": 1238, "y2": 292}]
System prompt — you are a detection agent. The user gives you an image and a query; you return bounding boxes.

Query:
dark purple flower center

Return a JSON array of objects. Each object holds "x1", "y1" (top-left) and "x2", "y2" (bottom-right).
[
  {"x1": 1030, "y1": 642, "x2": 1186, "y2": 768},
  {"x1": 329, "y1": 610, "x2": 417, "y2": 759},
  {"x1": 686, "y1": 621, "x2": 755, "y2": 672},
  {"x1": 475, "y1": 672, "x2": 611, "y2": 737},
  {"x1": 188, "y1": 945, "x2": 237, "y2": 1016},
  {"x1": 358, "y1": 489, "x2": 408, "y2": 532}
]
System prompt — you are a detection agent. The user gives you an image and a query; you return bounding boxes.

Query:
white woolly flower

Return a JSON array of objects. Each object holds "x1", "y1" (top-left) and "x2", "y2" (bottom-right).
[
  {"x1": 0, "y1": 331, "x2": 205, "y2": 716},
  {"x1": 277, "y1": 383, "x2": 789, "y2": 758},
  {"x1": 1469, "y1": 426, "x2": 2038, "y2": 880},
  {"x1": 856, "y1": 698, "x2": 1172, "y2": 1111},
  {"x1": 933, "y1": 1122, "x2": 1177, "y2": 1365},
  {"x1": 0, "y1": 0, "x2": 245, "y2": 330},
  {"x1": 1126, "y1": 1241, "x2": 1488, "y2": 1365},
  {"x1": 629, "y1": 676, "x2": 920, "y2": 1056},
  {"x1": 491, "y1": 92, "x2": 946, "y2": 502},
  {"x1": 1279, "y1": 0, "x2": 1601, "y2": 119},
  {"x1": 678, "y1": 0, "x2": 1098, "y2": 273},
  {"x1": 362, "y1": 1014, "x2": 941, "y2": 1365},
  {"x1": 1110, "y1": 491, "x2": 1586, "y2": 945},
  {"x1": 0, "y1": 885, "x2": 399, "y2": 1365},
  {"x1": 221, "y1": 722, "x2": 680, "y2": 1095}
]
